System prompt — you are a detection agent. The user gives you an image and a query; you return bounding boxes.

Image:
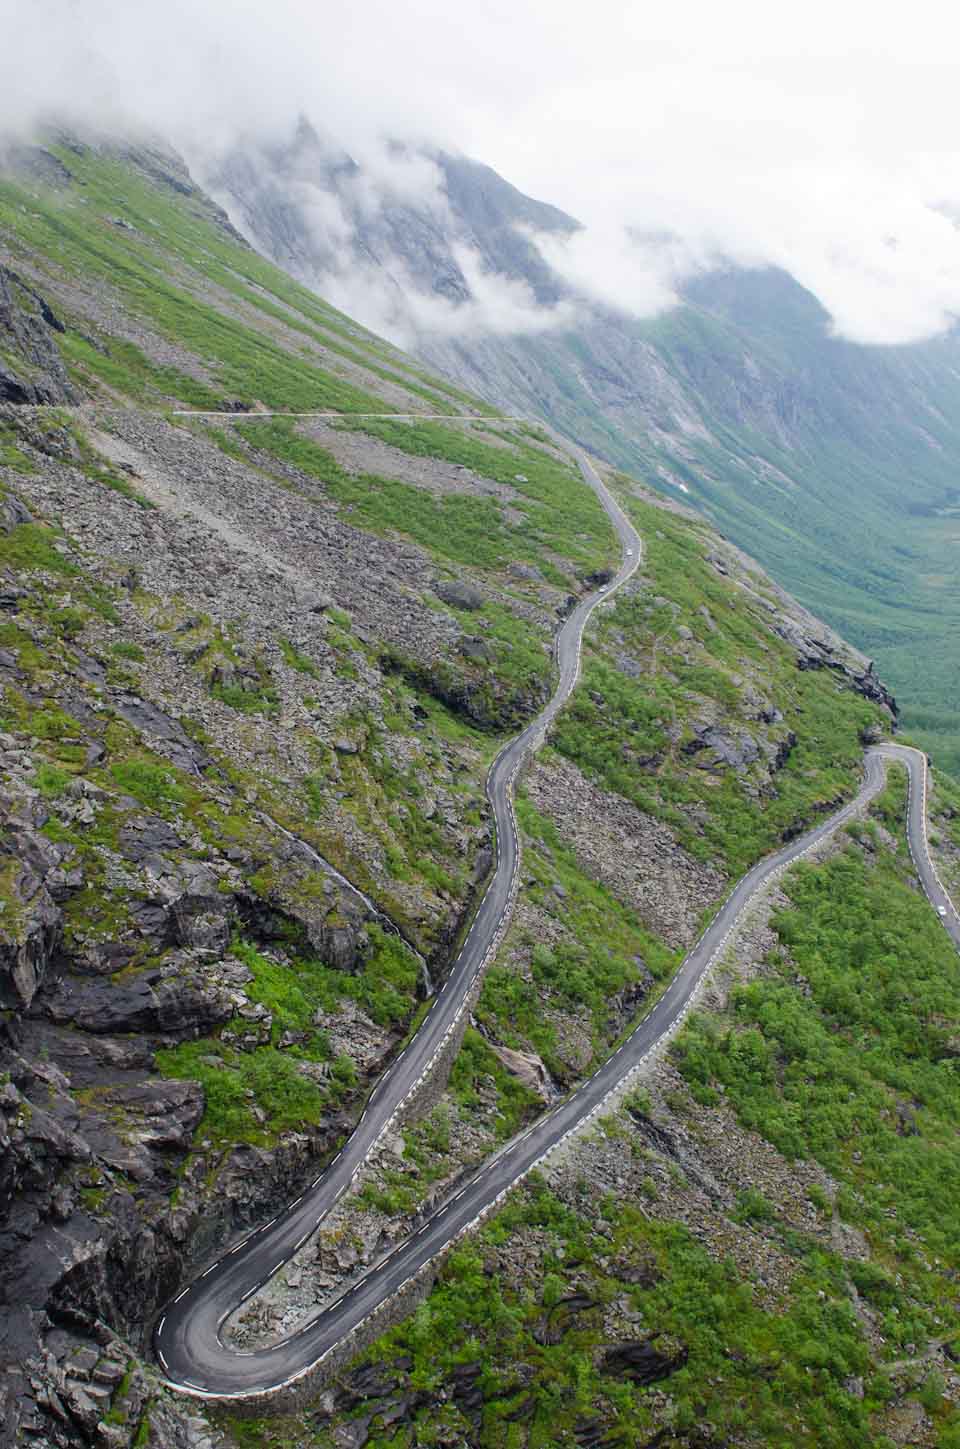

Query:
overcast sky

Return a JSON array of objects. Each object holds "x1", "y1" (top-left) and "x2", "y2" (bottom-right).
[{"x1": 3, "y1": 0, "x2": 960, "y2": 344}]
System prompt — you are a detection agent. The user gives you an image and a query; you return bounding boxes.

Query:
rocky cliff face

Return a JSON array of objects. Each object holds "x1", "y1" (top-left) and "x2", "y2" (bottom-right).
[
  {"x1": 205, "y1": 122, "x2": 960, "y2": 772},
  {"x1": 0, "y1": 135, "x2": 916, "y2": 1449},
  {"x1": 205, "y1": 118, "x2": 577, "y2": 327},
  {"x1": 0, "y1": 265, "x2": 79, "y2": 406}
]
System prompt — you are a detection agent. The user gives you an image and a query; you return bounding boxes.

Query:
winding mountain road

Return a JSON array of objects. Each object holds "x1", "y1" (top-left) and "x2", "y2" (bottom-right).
[{"x1": 154, "y1": 422, "x2": 958, "y2": 1403}]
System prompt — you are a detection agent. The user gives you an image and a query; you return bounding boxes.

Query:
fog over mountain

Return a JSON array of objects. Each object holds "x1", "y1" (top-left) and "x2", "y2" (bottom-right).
[
  {"x1": 4, "y1": 1, "x2": 960, "y2": 762},
  {"x1": 5, "y1": 13, "x2": 960, "y2": 1448},
  {"x1": 4, "y1": 0, "x2": 960, "y2": 346}
]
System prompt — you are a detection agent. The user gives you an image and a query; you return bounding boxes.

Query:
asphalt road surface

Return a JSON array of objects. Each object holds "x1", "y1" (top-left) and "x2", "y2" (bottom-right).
[
  {"x1": 155, "y1": 436, "x2": 640, "y2": 1396},
  {"x1": 154, "y1": 426, "x2": 957, "y2": 1403},
  {"x1": 876, "y1": 742, "x2": 960, "y2": 950}
]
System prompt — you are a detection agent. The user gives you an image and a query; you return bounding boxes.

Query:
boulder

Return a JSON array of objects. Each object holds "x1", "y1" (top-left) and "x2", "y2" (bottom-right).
[
  {"x1": 43, "y1": 966, "x2": 235, "y2": 1037},
  {"x1": 0, "y1": 495, "x2": 33, "y2": 533},
  {"x1": 458, "y1": 635, "x2": 494, "y2": 662},
  {"x1": 118, "y1": 815, "x2": 184, "y2": 863},
  {"x1": 171, "y1": 893, "x2": 232, "y2": 953},
  {"x1": 486, "y1": 1041, "x2": 555, "y2": 1100},
  {"x1": 600, "y1": 1336, "x2": 688, "y2": 1385},
  {"x1": 432, "y1": 578, "x2": 485, "y2": 611},
  {"x1": 683, "y1": 722, "x2": 760, "y2": 773}
]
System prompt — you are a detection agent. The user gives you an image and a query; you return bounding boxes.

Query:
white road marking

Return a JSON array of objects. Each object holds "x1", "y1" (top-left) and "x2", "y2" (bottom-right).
[{"x1": 157, "y1": 427, "x2": 942, "y2": 1407}]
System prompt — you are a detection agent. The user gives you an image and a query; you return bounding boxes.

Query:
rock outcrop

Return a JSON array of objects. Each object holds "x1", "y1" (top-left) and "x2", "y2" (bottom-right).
[
  {"x1": 0, "y1": 265, "x2": 79, "y2": 406},
  {"x1": 599, "y1": 1336, "x2": 689, "y2": 1385}
]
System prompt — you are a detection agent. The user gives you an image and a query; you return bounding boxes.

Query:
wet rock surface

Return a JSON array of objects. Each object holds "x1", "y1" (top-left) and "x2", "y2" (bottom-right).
[{"x1": 0, "y1": 264, "x2": 79, "y2": 406}]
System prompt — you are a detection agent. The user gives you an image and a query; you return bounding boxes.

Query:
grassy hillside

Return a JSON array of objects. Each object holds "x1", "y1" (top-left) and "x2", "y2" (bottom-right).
[
  {"x1": 419, "y1": 269, "x2": 960, "y2": 774},
  {"x1": 221, "y1": 743, "x2": 960, "y2": 1449},
  {"x1": 1, "y1": 134, "x2": 954, "y2": 1449}
]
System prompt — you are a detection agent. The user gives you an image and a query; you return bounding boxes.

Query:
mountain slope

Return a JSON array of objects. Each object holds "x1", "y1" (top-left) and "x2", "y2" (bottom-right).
[
  {"x1": 1, "y1": 132, "x2": 958, "y2": 1449},
  {"x1": 208, "y1": 125, "x2": 960, "y2": 773}
]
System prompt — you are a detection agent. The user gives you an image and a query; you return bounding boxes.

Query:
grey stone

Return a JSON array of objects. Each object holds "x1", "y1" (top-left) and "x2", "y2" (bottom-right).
[
  {"x1": 432, "y1": 578, "x2": 485, "y2": 611},
  {"x1": 0, "y1": 264, "x2": 79, "y2": 406},
  {"x1": 0, "y1": 852, "x2": 62, "y2": 1010},
  {"x1": 458, "y1": 635, "x2": 494, "y2": 662}
]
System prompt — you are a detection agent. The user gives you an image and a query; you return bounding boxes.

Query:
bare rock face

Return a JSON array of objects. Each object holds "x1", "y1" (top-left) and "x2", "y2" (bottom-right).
[
  {"x1": 772, "y1": 612, "x2": 897, "y2": 717},
  {"x1": 599, "y1": 1336, "x2": 689, "y2": 1385},
  {"x1": 433, "y1": 577, "x2": 485, "y2": 611},
  {"x1": 43, "y1": 962, "x2": 237, "y2": 1036},
  {"x1": 0, "y1": 856, "x2": 62, "y2": 1010},
  {"x1": 0, "y1": 264, "x2": 79, "y2": 406},
  {"x1": 486, "y1": 1040, "x2": 555, "y2": 1100},
  {"x1": 683, "y1": 721, "x2": 761, "y2": 773},
  {"x1": 112, "y1": 693, "x2": 211, "y2": 773},
  {"x1": 0, "y1": 811, "x2": 66, "y2": 1010}
]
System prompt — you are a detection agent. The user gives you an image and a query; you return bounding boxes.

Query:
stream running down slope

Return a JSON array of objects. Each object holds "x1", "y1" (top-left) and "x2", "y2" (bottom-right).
[{"x1": 154, "y1": 422, "x2": 958, "y2": 1403}]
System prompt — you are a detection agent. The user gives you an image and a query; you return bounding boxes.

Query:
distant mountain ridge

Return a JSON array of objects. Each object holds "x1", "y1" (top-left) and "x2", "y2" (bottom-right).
[
  {"x1": 206, "y1": 119, "x2": 577, "y2": 328},
  {"x1": 206, "y1": 120, "x2": 960, "y2": 771},
  {"x1": 2, "y1": 127, "x2": 960, "y2": 1449}
]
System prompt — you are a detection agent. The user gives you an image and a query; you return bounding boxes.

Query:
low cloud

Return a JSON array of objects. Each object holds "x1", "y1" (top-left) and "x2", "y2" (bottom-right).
[
  {"x1": 208, "y1": 144, "x2": 579, "y2": 348},
  {"x1": 312, "y1": 247, "x2": 577, "y2": 351},
  {"x1": 3, "y1": 0, "x2": 960, "y2": 347}
]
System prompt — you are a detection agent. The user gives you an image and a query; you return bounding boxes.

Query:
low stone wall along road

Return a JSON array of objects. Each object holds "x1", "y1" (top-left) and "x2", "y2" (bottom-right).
[{"x1": 153, "y1": 416, "x2": 958, "y2": 1407}]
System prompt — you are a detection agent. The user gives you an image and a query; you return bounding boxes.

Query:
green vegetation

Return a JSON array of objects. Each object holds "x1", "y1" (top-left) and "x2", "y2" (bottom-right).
[
  {"x1": 8, "y1": 137, "x2": 958, "y2": 1447},
  {"x1": 340, "y1": 416, "x2": 616, "y2": 579},
  {"x1": 33, "y1": 762, "x2": 71, "y2": 799},
  {"x1": 670, "y1": 787, "x2": 960, "y2": 1424},
  {"x1": 278, "y1": 636, "x2": 319, "y2": 676},
  {"x1": 0, "y1": 149, "x2": 446, "y2": 417},
  {"x1": 110, "y1": 640, "x2": 145, "y2": 662},
  {"x1": 0, "y1": 423, "x2": 34, "y2": 472},
  {"x1": 211, "y1": 677, "x2": 279, "y2": 716},
  {"x1": 0, "y1": 518, "x2": 76, "y2": 575},
  {"x1": 155, "y1": 1037, "x2": 329, "y2": 1147},
  {"x1": 237, "y1": 932, "x2": 419, "y2": 1034},
  {"x1": 108, "y1": 757, "x2": 186, "y2": 809},
  {"x1": 357, "y1": 1176, "x2": 890, "y2": 1448},
  {"x1": 343, "y1": 777, "x2": 960, "y2": 1444},
  {"x1": 449, "y1": 1029, "x2": 542, "y2": 1142},
  {"x1": 476, "y1": 797, "x2": 679, "y2": 1075},
  {"x1": 552, "y1": 495, "x2": 883, "y2": 874},
  {"x1": 0, "y1": 167, "x2": 393, "y2": 415},
  {"x1": 470, "y1": 266, "x2": 960, "y2": 774},
  {"x1": 675, "y1": 838, "x2": 960, "y2": 1267},
  {"x1": 156, "y1": 929, "x2": 421, "y2": 1148},
  {"x1": 298, "y1": 708, "x2": 486, "y2": 937},
  {"x1": 234, "y1": 416, "x2": 612, "y2": 585}
]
